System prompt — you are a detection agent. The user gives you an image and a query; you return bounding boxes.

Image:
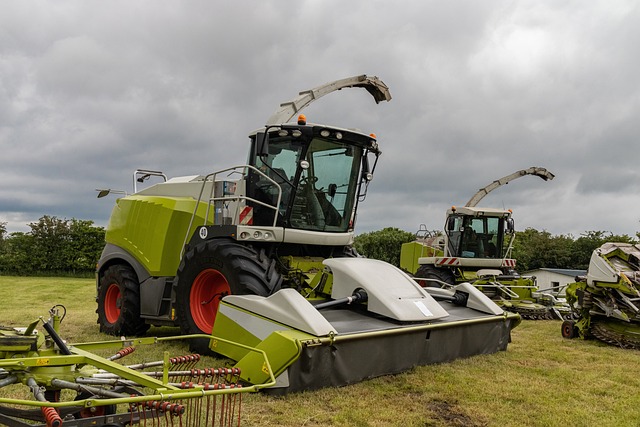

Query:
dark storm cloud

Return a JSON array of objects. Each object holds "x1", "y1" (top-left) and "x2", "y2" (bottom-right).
[{"x1": 1, "y1": 0, "x2": 639, "y2": 238}]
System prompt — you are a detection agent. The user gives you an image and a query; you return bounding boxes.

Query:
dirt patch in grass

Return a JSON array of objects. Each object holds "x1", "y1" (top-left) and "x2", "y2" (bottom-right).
[{"x1": 426, "y1": 399, "x2": 487, "y2": 427}]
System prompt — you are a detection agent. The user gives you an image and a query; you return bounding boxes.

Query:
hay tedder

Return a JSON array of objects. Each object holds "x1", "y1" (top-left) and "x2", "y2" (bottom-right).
[{"x1": 0, "y1": 306, "x2": 273, "y2": 426}]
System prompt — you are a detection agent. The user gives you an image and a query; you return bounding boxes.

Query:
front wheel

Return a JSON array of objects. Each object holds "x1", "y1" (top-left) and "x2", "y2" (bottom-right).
[
  {"x1": 97, "y1": 265, "x2": 150, "y2": 336},
  {"x1": 175, "y1": 239, "x2": 282, "y2": 354},
  {"x1": 414, "y1": 265, "x2": 455, "y2": 288},
  {"x1": 561, "y1": 320, "x2": 578, "y2": 339}
]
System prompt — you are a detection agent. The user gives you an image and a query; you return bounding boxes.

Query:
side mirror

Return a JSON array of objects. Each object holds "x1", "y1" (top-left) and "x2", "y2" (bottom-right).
[
  {"x1": 96, "y1": 189, "x2": 110, "y2": 199},
  {"x1": 256, "y1": 131, "x2": 269, "y2": 158},
  {"x1": 446, "y1": 216, "x2": 456, "y2": 232},
  {"x1": 96, "y1": 189, "x2": 127, "y2": 199}
]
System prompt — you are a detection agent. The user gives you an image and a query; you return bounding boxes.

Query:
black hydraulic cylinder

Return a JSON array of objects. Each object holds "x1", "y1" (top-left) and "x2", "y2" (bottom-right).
[{"x1": 41, "y1": 320, "x2": 72, "y2": 355}]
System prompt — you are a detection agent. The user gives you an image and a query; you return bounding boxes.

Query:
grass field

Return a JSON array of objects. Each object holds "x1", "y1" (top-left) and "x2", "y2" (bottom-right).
[{"x1": 1, "y1": 276, "x2": 639, "y2": 426}]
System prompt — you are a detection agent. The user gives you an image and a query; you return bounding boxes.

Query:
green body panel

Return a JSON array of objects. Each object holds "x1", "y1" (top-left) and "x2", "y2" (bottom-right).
[
  {"x1": 281, "y1": 256, "x2": 326, "y2": 275},
  {"x1": 211, "y1": 302, "x2": 312, "y2": 386},
  {"x1": 280, "y1": 256, "x2": 330, "y2": 295},
  {"x1": 565, "y1": 281, "x2": 590, "y2": 338},
  {"x1": 234, "y1": 330, "x2": 305, "y2": 385},
  {"x1": 105, "y1": 195, "x2": 211, "y2": 276},
  {"x1": 209, "y1": 309, "x2": 263, "y2": 362},
  {"x1": 400, "y1": 241, "x2": 441, "y2": 274}
]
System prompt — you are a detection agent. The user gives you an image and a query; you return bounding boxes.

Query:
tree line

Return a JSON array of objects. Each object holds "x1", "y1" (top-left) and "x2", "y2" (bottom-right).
[
  {"x1": 0, "y1": 216, "x2": 105, "y2": 276},
  {"x1": 1, "y1": 217, "x2": 638, "y2": 276}
]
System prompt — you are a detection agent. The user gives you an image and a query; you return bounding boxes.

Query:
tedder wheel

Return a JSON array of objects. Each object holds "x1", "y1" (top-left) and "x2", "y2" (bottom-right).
[
  {"x1": 175, "y1": 239, "x2": 282, "y2": 354},
  {"x1": 97, "y1": 265, "x2": 150, "y2": 336},
  {"x1": 561, "y1": 320, "x2": 578, "y2": 339},
  {"x1": 73, "y1": 392, "x2": 117, "y2": 420},
  {"x1": 414, "y1": 265, "x2": 455, "y2": 288}
]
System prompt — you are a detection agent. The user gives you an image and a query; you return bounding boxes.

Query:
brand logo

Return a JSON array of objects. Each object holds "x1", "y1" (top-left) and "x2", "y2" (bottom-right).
[{"x1": 199, "y1": 227, "x2": 208, "y2": 239}]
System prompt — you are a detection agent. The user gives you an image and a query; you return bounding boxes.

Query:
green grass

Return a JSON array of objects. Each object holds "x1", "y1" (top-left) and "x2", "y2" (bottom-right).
[{"x1": 1, "y1": 276, "x2": 640, "y2": 426}]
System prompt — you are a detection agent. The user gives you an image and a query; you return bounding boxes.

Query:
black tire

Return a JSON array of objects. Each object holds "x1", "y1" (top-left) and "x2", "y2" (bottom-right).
[
  {"x1": 561, "y1": 320, "x2": 578, "y2": 339},
  {"x1": 414, "y1": 264, "x2": 455, "y2": 288},
  {"x1": 97, "y1": 265, "x2": 150, "y2": 336},
  {"x1": 175, "y1": 239, "x2": 282, "y2": 354}
]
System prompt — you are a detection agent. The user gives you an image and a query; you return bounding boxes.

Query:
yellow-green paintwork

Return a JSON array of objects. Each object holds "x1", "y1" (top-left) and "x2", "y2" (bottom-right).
[
  {"x1": 105, "y1": 195, "x2": 213, "y2": 276},
  {"x1": 400, "y1": 241, "x2": 441, "y2": 274}
]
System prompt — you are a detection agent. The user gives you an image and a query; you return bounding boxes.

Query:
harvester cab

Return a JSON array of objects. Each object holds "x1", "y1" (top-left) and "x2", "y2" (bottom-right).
[
  {"x1": 444, "y1": 206, "x2": 514, "y2": 262},
  {"x1": 211, "y1": 115, "x2": 380, "y2": 235}
]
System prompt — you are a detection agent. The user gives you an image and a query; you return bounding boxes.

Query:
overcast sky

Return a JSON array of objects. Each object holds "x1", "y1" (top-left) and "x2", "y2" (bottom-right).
[{"x1": 1, "y1": 1, "x2": 639, "y2": 239}]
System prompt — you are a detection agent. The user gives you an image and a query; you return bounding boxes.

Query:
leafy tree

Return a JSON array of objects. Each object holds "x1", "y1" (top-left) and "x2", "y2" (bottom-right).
[
  {"x1": 0, "y1": 216, "x2": 105, "y2": 275},
  {"x1": 354, "y1": 227, "x2": 415, "y2": 267},
  {"x1": 570, "y1": 231, "x2": 636, "y2": 269},
  {"x1": 68, "y1": 219, "x2": 106, "y2": 271},
  {"x1": 512, "y1": 228, "x2": 638, "y2": 271},
  {"x1": 511, "y1": 228, "x2": 553, "y2": 271},
  {"x1": 1, "y1": 232, "x2": 35, "y2": 273},
  {"x1": 28, "y1": 216, "x2": 71, "y2": 271}
]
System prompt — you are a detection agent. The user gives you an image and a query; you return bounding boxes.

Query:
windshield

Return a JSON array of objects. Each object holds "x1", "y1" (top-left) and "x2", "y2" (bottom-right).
[
  {"x1": 290, "y1": 138, "x2": 362, "y2": 232},
  {"x1": 448, "y1": 215, "x2": 505, "y2": 258},
  {"x1": 251, "y1": 135, "x2": 363, "y2": 232}
]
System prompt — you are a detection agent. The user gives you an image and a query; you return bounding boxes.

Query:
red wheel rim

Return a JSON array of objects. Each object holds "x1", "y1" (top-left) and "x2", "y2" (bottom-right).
[
  {"x1": 190, "y1": 269, "x2": 231, "y2": 333},
  {"x1": 104, "y1": 284, "x2": 121, "y2": 324}
]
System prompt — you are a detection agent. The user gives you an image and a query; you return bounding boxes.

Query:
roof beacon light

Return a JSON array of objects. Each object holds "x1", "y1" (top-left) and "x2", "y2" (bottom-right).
[{"x1": 298, "y1": 114, "x2": 307, "y2": 125}]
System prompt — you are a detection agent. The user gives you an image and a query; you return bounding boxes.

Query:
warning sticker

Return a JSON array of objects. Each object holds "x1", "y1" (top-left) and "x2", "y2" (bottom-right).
[{"x1": 239, "y1": 206, "x2": 253, "y2": 225}]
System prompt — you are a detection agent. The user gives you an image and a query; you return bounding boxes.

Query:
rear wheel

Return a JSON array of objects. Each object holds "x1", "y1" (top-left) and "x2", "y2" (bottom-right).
[
  {"x1": 175, "y1": 239, "x2": 282, "y2": 354},
  {"x1": 414, "y1": 265, "x2": 455, "y2": 288},
  {"x1": 73, "y1": 392, "x2": 117, "y2": 420},
  {"x1": 97, "y1": 265, "x2": 150, "y2": 336}
]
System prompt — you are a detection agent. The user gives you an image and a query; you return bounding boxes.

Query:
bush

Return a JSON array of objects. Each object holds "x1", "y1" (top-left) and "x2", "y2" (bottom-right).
[{"x1": 354, "y1": 227, "x2": 415, "y2": 267}]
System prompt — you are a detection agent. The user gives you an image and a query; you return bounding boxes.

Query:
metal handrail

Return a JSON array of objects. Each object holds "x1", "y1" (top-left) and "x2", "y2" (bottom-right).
[{"x1": 181, "y1": 165, "x2": 282, "y2": 259}]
